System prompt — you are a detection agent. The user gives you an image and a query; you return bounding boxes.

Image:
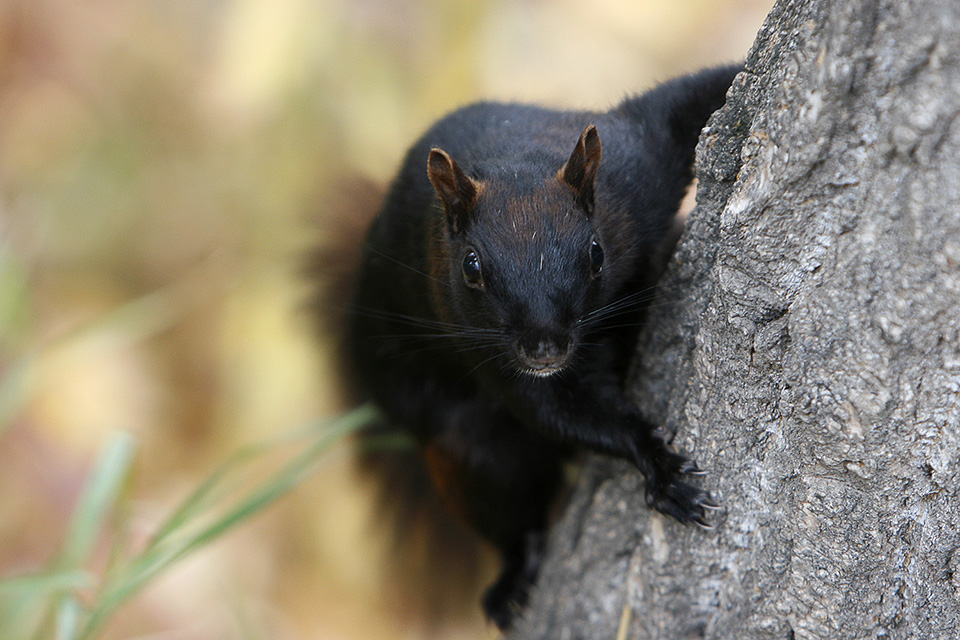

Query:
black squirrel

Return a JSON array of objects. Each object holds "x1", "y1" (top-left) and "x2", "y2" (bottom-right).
[{"x1": 345, "y1": 64, "x2": 740, "y2": 630}]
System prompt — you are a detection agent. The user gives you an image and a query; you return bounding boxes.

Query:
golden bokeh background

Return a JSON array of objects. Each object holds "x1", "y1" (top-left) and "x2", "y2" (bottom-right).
[{"x1": 0, "y1": 1, "x2": 771, "y2": 638}]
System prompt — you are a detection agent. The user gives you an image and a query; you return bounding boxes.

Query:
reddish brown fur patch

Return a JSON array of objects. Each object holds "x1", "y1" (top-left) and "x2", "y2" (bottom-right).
[
  {"x1": 480, "y1": 180, "x2": 579, "y2": 266},
  {"x1": 423, "y1": 443, "x2": 471, "y2": 525},
  {"x1": 427, "y1": 148, "x2": 486, "y2": 233},
  {"x1": 557, "y1": 125, "x2": 601, "y2": 213}
]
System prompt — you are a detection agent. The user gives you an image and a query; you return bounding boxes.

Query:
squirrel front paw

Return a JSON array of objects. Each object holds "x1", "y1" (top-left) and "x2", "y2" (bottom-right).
[
  {"x1": 644, "y1": 476, "x2": 718, "y2": 528},
  {"x1": 641, "y1": 449, "x2": 719, "y2": 527}
]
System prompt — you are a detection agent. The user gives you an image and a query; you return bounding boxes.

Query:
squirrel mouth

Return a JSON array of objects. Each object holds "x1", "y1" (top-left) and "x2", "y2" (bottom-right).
[
  {"x1": 515, "y1": 339, "x2": 574, "y2": 377},
  {"x1": 521, "y1": 363, "x2": 567, "y2": 378}
]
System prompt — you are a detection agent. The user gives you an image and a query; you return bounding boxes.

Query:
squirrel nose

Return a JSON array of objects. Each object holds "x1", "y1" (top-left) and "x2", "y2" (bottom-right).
[{"x1": 515, "y1": 336, "x2": 574, "y2": 375}]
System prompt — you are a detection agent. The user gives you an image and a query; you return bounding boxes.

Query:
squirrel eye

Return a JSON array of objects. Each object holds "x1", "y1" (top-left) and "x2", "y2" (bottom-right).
[
  {"x1": 462, "y1": 249, "x2": 484, "y2": 287},
  {"x1": 589, "y1": 237, "x2": 604, "y2": 276}
]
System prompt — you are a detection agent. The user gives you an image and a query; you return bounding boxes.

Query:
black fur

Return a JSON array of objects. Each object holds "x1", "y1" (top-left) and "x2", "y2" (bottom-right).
[{"x1": 347, "y1": 64, "x2": 739, "y2": 630}]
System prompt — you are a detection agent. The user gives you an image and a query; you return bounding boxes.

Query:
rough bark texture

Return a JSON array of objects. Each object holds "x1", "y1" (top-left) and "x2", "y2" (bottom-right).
[{"x1": 511, "y1": 0, "x2": 960, "y2": 638}]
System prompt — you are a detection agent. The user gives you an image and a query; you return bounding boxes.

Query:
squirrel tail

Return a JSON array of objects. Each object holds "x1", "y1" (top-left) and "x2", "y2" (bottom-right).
[
  {"x1": 305, "y1": 176, "x2": 491, "y2": 627},
  {"x1": 304, "y1": 175, "x2": 382, "y2": 377},
  {"x1": 356, "y1": 425, "x2": 492, "y2": 624}
]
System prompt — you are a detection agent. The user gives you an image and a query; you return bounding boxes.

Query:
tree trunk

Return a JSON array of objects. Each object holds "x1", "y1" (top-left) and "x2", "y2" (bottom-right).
[{"x1": 511, "y1": 0, "x2": 960, "y2": 638}]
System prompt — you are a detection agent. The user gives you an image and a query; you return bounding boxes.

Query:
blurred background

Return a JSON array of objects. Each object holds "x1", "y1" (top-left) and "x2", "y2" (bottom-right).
[{"x1": 0, "y1": 0, "x2": 771, "y2": 638}]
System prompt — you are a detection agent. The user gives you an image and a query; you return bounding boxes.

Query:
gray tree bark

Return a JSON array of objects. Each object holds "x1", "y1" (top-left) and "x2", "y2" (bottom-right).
[{"x1": 511, "y1": 0, "x2": 960, "y2": 638}]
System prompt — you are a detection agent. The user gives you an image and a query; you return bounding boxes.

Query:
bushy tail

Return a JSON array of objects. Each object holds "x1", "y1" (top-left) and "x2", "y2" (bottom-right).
[
  {"x1": 305, "y1": 176, "x2": 491, "y2": 628},
  {"x1": 355, "y1": 426, "x2": 493, "y2": 625},
  {"x1": 305, "y1": 175, "x2": 383, "y2": 387}
]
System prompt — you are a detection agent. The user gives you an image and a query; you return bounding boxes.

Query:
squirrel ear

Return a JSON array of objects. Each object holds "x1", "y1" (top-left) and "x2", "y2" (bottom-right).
[
  {"x1": 559, "y1": 125, "x2": 602, "y2": 216},
  {"x1": 428, "y1": 148, "x2": 480, "y2": 233}
]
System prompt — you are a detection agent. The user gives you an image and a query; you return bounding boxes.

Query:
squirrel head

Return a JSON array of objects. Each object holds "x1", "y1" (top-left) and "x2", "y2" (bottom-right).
[{"x1": 426, "y1": 125, "x2": 608, "y2": 378}]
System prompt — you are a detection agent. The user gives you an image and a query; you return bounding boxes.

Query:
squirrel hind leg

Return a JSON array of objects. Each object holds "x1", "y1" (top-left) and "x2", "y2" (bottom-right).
[
  {"x1": 481, "y1": 531, "x2": 546, "y2": 630},
  {"x1": 421, "y1": 409, "x2": 566, "y2": 628},
  {"x1": 466, "y1": 441, "x2": 561, "y2": 629}
]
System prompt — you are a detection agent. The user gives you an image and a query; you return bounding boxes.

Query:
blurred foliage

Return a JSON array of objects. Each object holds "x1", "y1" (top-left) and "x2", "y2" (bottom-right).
[
  {"x1": 0, "y1": 0, "x2": 771, "y2": 638},
  {"x1": 0, "y1": 407, "x2": 375, "y2": 640}
]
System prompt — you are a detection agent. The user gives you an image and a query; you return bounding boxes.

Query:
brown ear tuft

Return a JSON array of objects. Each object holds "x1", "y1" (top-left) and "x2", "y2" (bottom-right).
[
  {"x1": 559, "y1": 125, "x2": 602, "y2": 216},
  {"x1": 427, "y1": 148, "x2": 480, "y2": 233}
]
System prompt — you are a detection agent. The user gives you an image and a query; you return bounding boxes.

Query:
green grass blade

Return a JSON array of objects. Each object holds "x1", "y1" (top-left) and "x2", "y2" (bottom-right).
[
  {"x1": 55, "y1": 596, "x2": 82, "y2": 640},
  {"x1": 55, "y1": 432, "x2": 137, "y2": 572},
  {"x1": 143, "y1": 406, "x2": 350, "y2": 555},
  {"x1": 80, "y1": 405, "x2": 377, "y2": 639},
  {"x1": 0, "y1": 571, "x2": 94, "y2": 640},
  {"x1": 0, "y1": 571, "x2": 95, "y2": 595},
  {"x1": 0, "y1": 431, "x2": 134, "y2": 640},
  {"x1": 141, "y1": 445, "x2": 259, "y2": 555}
]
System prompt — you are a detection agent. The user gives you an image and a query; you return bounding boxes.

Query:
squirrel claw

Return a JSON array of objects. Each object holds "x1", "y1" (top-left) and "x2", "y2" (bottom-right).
[
  {"x1": 679, "y1": 460, "x2": 707, "y2": 476},
  {"x1": 700, "y1": 498, "x2": 721, "y2": 511}
]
